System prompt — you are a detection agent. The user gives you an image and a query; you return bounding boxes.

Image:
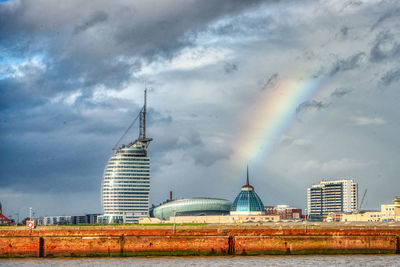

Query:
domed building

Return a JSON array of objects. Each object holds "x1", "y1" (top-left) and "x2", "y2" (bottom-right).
[
  {"x1": 230, "y1": 167, "x2": 265, "y2": 216},
  {"x1": 140, "y1": 167, "x2": 280, "y2": 224},
  {"x1": 153, "y1": 198, "x2": 232, "y2": 220}
]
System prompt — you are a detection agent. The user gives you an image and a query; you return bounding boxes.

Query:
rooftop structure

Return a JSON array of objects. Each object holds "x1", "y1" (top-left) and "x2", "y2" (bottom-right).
[{"x1": 230, "y1": 167, "x2": 265, "y2": 216}]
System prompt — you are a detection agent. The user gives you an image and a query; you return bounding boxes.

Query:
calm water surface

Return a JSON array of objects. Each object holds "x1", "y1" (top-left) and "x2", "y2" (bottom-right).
[{"x1": 1, "y1": 255, "x2": 400, "y2": 267}]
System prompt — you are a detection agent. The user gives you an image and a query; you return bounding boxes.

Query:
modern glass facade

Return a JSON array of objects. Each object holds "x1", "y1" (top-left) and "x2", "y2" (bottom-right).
[
  {"x1": 231, "y1": 188, "x2": 265, "y2": 213},
  {"x1": 230, "y1": 167, "x2": 265, "y2": 215},
  {"x1": 100, "y1": 140, "x2": 150, "y2": 224},
  {"x1": 153, "y1": 198, "x2": 232, "y2": 220}
]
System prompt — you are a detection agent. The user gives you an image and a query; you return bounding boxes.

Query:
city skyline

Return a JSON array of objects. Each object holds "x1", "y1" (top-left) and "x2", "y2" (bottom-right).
[{"x1": 1, "y1": 0, "x2": 400, "y2": 219}]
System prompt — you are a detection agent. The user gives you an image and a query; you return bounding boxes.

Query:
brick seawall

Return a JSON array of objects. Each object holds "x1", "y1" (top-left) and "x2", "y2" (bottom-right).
[{"x1": 1, "y1": 223, "x2": 399, "y2": 257}]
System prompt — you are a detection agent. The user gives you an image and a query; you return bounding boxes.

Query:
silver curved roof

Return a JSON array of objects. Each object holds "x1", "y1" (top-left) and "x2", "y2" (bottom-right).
[{"x1": 153, "y1": 198, "x2": 232, "y2": 220}]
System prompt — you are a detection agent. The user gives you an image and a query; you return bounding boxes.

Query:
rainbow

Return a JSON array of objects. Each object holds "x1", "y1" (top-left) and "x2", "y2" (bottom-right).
[{"x1": 232, "y1": 74, "x2": 330, "y2": 167}]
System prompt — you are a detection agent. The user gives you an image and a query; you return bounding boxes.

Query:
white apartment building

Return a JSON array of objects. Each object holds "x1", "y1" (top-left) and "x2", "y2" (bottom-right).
[{"x1": 307, "y1": 179, "x2": 358, "y2": 218}]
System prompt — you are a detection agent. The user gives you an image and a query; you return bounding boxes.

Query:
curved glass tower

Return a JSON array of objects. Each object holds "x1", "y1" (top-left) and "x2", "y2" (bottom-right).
[
  {"x1": 230, "y1": 167, "x2": 265, "y2": 215},
  {"x1": 99, "y1": 90, "x2": 152, "y2": 224}
]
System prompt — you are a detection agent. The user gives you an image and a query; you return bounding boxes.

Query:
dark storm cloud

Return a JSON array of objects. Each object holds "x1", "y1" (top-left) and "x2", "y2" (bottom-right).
[
  {"x1": 212, "y1": 23, "x2": 236, "y2": 36},
  {"x1": 339, "y1": 0, "x2": 362, "y2": 12},
  {"x1": 340, "y1": 26, "x2": 349, "y2": 38},
  {"x1": 150, "y1": 124, "x2": 232, "y2": 168},
  {"x1": 261, "y1": 73, "x2": 279, "y2": 90},
  {"x1": 143, "y1": 128, "x2": 204, "y2": 163},
  {"x1": 296, "y1": 100, "x2": 329, "y2": 114},
  {"x1": 223, "y1": 62, "x2": 238, "y2": 74},
  {"x1": 189, "y1": 148, "x2": 232, "y2": 167},
  {"x1": 74, "y1": 11, "x2": 108, "y2": 35},
  {"x1": 370, "y1": 31, "x2": 400, "y2": 62},
  {"x1": 330, "y1": 87, "x2": 352, "y2": 98},
  {"x1": 371, "y1": 7, "x2": 400, "y2": 30},
  {"x1": 0, "y1": 102, "x2": 162, "y2": 193},
  {"x1": 0, "y1": 0, "x2": 266, "y2": 95},
  {"x1": 0, "y1": 78, "x2": 46, "y2": 111},
  {"x1": 1, "y1": 0, "x2": 270, "y2": 194},
  {"x1": 0, "y1": 133, "x2": 108, "y2": 193},
  {"x1": 380, "y1": 67, "x2": 400, "y2": 86},
  {"x1": 329, "y1": 52, "x2": 366, "y2": 76}
]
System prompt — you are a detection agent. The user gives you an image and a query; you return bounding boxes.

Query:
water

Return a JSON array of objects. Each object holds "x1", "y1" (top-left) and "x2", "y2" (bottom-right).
[{"x1": 1, "y1": 255, "x2": 400, "y2": 267}]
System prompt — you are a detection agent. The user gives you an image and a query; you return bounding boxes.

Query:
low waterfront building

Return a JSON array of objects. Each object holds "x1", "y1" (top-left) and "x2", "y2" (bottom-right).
[
  {"x1": 35, "y1": 214, "x2": 101, "y2": 226},
  {"x1": 140, "y1": 167, "x2": 280, "y2": 224},
  {"x1": 341, "y1": 197, "x2": 400, "y2": 222},
  {"x1": 265, "y1": 205, "x2": 304, "y2": 220},
  {"x1": 38, "y1": 216, "x2": 72, "y2": 226},
  {"x1": 140, "y1": 214, "x2": 280, "y2": 224},
  {"x1": 152, "y1": 198, "x2": 232, "y2": 221},
  {"x1": 307, "y1": 179, "x2": 358, "y2": 220}
]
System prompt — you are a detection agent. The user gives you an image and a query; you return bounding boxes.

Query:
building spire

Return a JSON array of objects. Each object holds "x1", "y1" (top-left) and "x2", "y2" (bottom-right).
[
  {"x1": 242, "y1": 164, "x2": 254, "y2": 190},
  {"x1": 246, "y1": 165, "x2": 249, "y2": 186}
]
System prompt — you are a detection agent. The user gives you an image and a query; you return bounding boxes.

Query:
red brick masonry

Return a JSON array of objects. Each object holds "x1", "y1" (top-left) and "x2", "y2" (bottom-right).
[{"x1": 1, "y1": 224, "x2": 399, "y2": 257}]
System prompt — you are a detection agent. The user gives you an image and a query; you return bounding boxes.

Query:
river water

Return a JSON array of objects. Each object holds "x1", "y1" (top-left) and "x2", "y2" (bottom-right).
[{"x1": 1, "y1": 255, "x2": 400, "y2": 266}]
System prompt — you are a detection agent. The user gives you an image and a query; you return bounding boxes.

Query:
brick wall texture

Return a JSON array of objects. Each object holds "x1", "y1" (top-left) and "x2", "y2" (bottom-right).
[{"x1": 1, "y1": 225, "x2": 399, "y2": 257}]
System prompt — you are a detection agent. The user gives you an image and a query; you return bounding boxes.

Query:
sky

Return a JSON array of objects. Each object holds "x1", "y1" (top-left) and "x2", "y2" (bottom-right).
[{"x1": 1, "y1": 0, "x2": 400, "y2": 220}]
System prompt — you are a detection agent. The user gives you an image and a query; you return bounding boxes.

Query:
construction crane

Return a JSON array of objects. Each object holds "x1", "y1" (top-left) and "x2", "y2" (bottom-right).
[{"x1": 358, "y1": 189, "x2": 367, "y2": 213}]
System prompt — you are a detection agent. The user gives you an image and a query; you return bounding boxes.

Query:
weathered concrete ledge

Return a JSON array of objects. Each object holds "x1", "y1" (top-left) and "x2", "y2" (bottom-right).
[{"x1": 1, "y1": 222, "x2": 399, "y2": 257}]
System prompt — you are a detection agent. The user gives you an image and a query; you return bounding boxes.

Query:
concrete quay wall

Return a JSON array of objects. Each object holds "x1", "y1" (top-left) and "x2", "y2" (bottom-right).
[{"x1": 1, "y1": 224, "x2": 399, "y2": 257}]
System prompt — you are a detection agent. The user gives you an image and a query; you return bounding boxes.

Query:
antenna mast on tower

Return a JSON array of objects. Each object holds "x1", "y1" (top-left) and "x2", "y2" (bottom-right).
[
  {"x1": 138, "y1": 87, "x2": 152, "y2": 144},
  {"x1": 139, "y1": 89, "x2": 146, "y2": 140}
]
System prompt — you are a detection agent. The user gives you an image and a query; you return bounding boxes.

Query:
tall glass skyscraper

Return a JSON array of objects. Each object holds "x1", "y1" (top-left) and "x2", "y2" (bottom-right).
[{"x1": 98, "y1": 90, "x2": 152, "y2": 224}]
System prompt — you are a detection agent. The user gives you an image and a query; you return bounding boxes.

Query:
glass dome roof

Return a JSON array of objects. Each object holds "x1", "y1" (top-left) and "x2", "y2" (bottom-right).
[
  {"x1": 231, "y1": 190, "x2": 265, "y2": 212},
  {"x1": 230, "y1": 167, "x2": 265, "y2": 212}
]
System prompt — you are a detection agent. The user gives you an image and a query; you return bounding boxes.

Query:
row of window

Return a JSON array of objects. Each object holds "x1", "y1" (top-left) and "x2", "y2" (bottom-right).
[
  {"x1": 105, "y1": 170, "x2": 150, "y2": 174},
  {"x1": 104, "y1": 201, "x2": 149, "y2": 204},
  {"x1": 110, "y1": 158, "x2": 149, "y2": 162},
  {"x1": 104, "y1": 176, "x2": 149, "y2": 180},
  {"x1": 106, "y1": 166, "x2": 150, "y2": 170},
  {"x1": 103, "y1": 193, "x2": 148, "y2": 195},
  {"x1": 103, "y1": 180, "x2": 149, "y2": 184},
  {"x1": 103, "y1": 195, "x2": 149, "y2": 198},
  {"x1": 103, "y1": 185, "x2": 149, "y2": 188},
  {"x1": 103, "y1": 185, "x2": 151, "y2": 189},
  {"x1": 103, "y1": 187, "x2": 149, "y2": 191},
  {"x1": 103, "y1": 200, "x2": 148, "y2": 203},
  {"x1": 115, "y1": 150, "x2": 146, "y2": 157},
  {"x1": 104, "y1": 206, "x2": 148, "y2": 209},
  {"x1": 108, "y1": 162, "x2": 149, "y2": 166},
  {"x1": 105, "y1": 173, "x2": 150, "y2": 177},
  {"x1": 104, "y1": 202, "x2": 149, "y2": 205},
  {"x1": 102, "y1": 209, "x2": 148, "y2": 213}
]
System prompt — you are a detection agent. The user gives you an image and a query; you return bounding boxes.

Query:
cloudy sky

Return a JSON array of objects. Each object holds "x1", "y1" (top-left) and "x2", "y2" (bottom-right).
[{"x1": 1, "y1": 0, "x2": 399, "y2": 219}]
